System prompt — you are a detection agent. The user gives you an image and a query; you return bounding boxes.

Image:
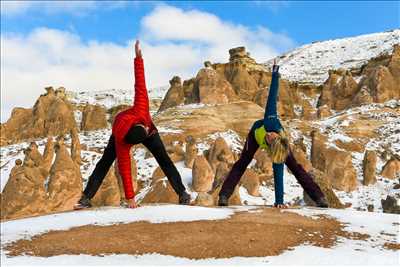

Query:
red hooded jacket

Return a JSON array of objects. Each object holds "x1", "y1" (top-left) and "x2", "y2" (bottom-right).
[{"x1": 112, "y1": 57, "x2": 157, "y2": 200}]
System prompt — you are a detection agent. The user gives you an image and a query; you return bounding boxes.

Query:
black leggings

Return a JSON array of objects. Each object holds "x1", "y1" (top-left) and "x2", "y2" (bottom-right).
[{"x1": 83, "y1": 132, "x2": 186, "y2": 199}]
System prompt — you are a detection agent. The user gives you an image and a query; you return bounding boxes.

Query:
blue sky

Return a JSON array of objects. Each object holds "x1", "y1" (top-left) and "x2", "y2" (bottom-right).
[
  {"x1": 2, "y1": 1, "x2": 398, "y2": 46},
  {"x1": 1, "y1": 1, "x2": 399, "y2": 121}
]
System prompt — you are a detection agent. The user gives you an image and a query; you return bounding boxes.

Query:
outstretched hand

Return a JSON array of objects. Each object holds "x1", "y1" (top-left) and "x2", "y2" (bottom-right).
[
  {"x1": 128, "y1": 198, "x2": 138, "y2": 209},
  {"x1": 135, "y1": 40, "x2": 142, "y2": 58},
  {"x1": 272, "y1": 59, "x2": 279, "y2": 73},
  {"x1": 274, "y1": 203, "x2": 288, "y2": 209}
]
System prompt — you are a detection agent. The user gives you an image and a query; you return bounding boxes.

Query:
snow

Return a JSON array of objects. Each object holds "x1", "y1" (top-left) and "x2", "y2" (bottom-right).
[
  {"x1": 1, "y1": 206, "x2": 399, "y2": 266},
  {"x1": 67, "y1": 86, "x2": 169, "y2": 109},
  {"x1": 265, "y1": 29, "x2": 400, "y2": 84}
]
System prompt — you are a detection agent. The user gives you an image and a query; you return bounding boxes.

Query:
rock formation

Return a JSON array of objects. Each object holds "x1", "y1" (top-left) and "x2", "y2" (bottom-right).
[
  {"x1": 303, "y1": 169, "x2": 345, "y2": 209},
  {"x1": 141, "y1": 179, "x2": 179, "y2": 204},
  {"x1": 1, "y1": 87, "x2": 77, "y2": 146},
  {"x1": 70, "y1": 128, "x2": 82, "y2": 165},
  {"x1": 192, "y1": 156, "x2": 214, "y2": 192},
  {"x1": 47, "y1": 138, "x2": 82, "y2": 212},
  {"x1": 381, "y1": 195, "x2": 400, "y2": 214},
  {"x1": 362, "y1": 150, "x2": 377, "y2": 185},
  {"x1": 80, "y1": 104, "x2": 108, "y2": 131},
  {"x1": 91, "y1": 166, "x2": 121, "y2": 207},
  {"x1": 240, "y1": 169, "x2": 260, "y2": 197},
  {"x1": 207, "y1": 137, "x2": 235, "y2": 172},
  {"x1": 380, "y1": 156, "x2": 400, "y2": 179},
  {"x1": 184, "y1": 136, "x2": 198, "y2": 168},
  {"x1": 1, "y1": 158, "x2": 48, "y2": 220},
  {"x1": 158, "y1": 76, "x2": 185, "y2": 112},
  {"x1": 311, "y1": 130, "x2": 357, "y2": 192},
  {"x1": 194, "y1": 192, "x2": 214, "y2": 207}
]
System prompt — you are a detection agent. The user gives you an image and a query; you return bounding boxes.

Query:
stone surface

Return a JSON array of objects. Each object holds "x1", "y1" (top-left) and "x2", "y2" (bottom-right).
[{"x1": 192, "y1": 156, "x2": 214, "y2": 192}]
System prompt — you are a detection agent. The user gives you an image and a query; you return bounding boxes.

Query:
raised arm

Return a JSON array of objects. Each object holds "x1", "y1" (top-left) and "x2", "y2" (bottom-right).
[
  {"x1": 133, "y1": 41, "x2": 150, "y2": 114},
  {"x1": 264, "y1": 61, "x2": 280, "y2": 120}
]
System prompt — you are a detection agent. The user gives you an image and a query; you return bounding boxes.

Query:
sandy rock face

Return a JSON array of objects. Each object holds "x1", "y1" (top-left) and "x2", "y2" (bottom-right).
[
  {"x1": 311, "y1": 131, "x2": 357, "y2": 192},
  {"x1": 159, "y1": 76, "x2": 185, "y2": 112},
  {"x1": 319, "y1": 69, "x2": 359, "y2": 111},
  {"x1": 194, "y1": 192, "x2": 214, "y2": 207},
  {"x1": 194, "y1": 68, "x2": 238, "y2": 105},
  {"x1": 1, "y1": 158, "x2": 49, "y2": 220},
  {"x1": 380, "y1": 156, "x2": 400, "y2": 179},
  {"x1": 91, "y1": 166, "x2": 121, "y2": 207},
  {"x1": 192, "y1": 156, "x2": 214, "y2": 192},
  {"x1": 47, "y1": 139, "x2": 82, "y2": 212},
  {"x1": 207, "y1": 137, "x2": 235, "y2": 172},
  {"x1": 42, "y1": 137, "x2": 55, "y2": 173},
  {"x1": 140, "y1": 179, "x2": 179, "y2": 204},
  {"x1": 254, "y1": 150, "x2": 273, "y2": 176},
  {"x1": 303, "y1": 169, "x2": 345, "y2": 209},
  {"x1": 184, "y1": 136, "x2": 198, "y2": 168},
  {"x1": 1, "y1": 87, "x2": 77, "y2": 146},
  {"x1": 362, "y1": 150, "x2": 377, "y2": 185},
  {"x1": 24, "y1": 142, "x2": 43, "y2": 167},
  {"x1": 70, "y1": 128, "x2": 82, "y2": 165},
  {"x1": 80, "y1": 104, "x2": 108, "y2": 131},
  {"x1": 240, "y1": 169, "x2": 260, "y2": 197}
]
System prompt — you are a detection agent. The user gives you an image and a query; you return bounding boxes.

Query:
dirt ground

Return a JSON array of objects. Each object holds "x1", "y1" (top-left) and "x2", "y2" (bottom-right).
[{"x1": 5, "y1": 208, "x2": 367, "y2": 259}]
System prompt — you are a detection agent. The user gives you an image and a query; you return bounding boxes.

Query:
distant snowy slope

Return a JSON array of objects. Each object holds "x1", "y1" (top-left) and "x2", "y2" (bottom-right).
[
  {"x1": 67, "y1": 85, "x2": 169, "y2": 108},
  {"x1": 264, "y1": 29, "x2": 400, "y2": 84}
]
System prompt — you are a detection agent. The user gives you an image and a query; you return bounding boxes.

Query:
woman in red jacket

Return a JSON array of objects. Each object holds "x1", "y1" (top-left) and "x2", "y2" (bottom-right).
[{"x1": 74, "y1": 41, "x2": 190, "y2": 209}]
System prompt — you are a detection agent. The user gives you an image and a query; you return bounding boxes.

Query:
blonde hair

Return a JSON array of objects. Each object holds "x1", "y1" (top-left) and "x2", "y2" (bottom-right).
[{"x1": 267, "y1": 130, "x2": 290, "y2": 164}]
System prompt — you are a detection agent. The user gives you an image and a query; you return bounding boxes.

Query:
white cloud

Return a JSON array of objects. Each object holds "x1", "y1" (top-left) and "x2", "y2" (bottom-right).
[{"x1": 1, "y1": 4, "x2": 295, "y2": 122}]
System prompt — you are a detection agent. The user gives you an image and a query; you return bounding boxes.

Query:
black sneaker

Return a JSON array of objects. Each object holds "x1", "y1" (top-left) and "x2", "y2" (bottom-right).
[
  {"x1": 315, "y1": 197, "x2": 329, "y2": 208},
  {"x1": 218, "y1": 195, "x2": 229, "y2": 206},
  {"x1": 74, "y1": 194, "x2": 92, "y2": 210},
  {"x1": 179, "y1": 192, "x2": 191, "y2": 205}
]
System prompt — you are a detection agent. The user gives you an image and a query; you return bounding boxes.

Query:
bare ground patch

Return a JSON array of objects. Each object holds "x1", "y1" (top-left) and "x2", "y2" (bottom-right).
[{"x1": 4, "y1": 208, "x2": 368, "y2": 259}]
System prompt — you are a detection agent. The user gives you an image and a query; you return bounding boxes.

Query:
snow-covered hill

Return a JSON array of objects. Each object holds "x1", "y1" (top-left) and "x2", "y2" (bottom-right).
[{"x1": 264, "y1": 29, "x2": 400, "y2": 84}]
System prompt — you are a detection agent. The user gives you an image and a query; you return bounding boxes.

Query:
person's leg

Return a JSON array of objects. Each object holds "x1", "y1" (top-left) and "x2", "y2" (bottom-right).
[
  {"x1": 142, "y1": 132, "x2": 187, "y2": 196},
  {"x1": 83, "y1": 135, "x2": 117, "y2": 199},
  {"x1": 219, "y1": 129, "x2": 259, "y2": 200},
  {"x1": 285, "y1": 151, "x2": 325, "y2": 203}
]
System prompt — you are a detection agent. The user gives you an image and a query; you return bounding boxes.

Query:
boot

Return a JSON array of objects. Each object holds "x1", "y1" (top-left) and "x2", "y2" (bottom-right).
[
  {"x1": 218, "y1": 195, "x2": 229, "y2": 206},
  {"x1": 74, "y1": 194, "x2": 92, "y2": 210}
]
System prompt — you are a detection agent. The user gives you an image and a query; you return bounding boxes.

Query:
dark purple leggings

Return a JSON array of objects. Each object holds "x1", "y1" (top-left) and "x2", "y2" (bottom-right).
[{"x1": 219, "y1": 129, "x2": 324, "y2": 202}]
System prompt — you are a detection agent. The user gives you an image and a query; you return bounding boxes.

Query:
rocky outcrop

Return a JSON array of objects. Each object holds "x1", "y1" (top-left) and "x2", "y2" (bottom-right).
[
  {"x1": 184, "y1": 136, "x2": 198, "y2": 168},
  {"x1": 70, "y1": 128, "x2": 82, "y2": 165},
  {"x1": 380, "y1": 156, "x2": 400, "y2": 179},
  {"x1": 158, "y1": 76, "x2": 185, "y2": 112},
  {"x1": 24, "y1": 142, "x2": 43, "y2": 167},
  {"x1": 80, "y1": 104, "x2": 108, "y2": 131},
  {"x1": 207, "y1": 137, "x2": 235, "y2": 172},
  {"x1": 318, "y1": 45, "x2": 400, "y2": 110},
  {"x1": 1, "y1": 87, "x2": 77, "y2": 146},
  {"x1": 381, "y1": 195, "x2": 400, "y2": 214},
  {"x1": 319, "y1": 69, "x2": 359, "y2": 111},
  {"x1": 193, "y1": 68, "x2": 238, "y2": 105},
  {"x1": 192, "y1": 156, "x2": 214, "y2": 192},
  {"x1": 303, "y1": 169, "x2": 345, "y2": 209},
  {"x1": 363, "y1": 150, "x2": 377, "y2": 185},
  {"x1": 47, "y1": 138, "x2": 82, "y2": 212},
  {"x1": 91, "y1": 166, "x2": 121, "y2": 207},
  {"x1": 42, "y1": 137, "x2": 55, "y2": 173},
  {"x1": 1, "y1": 158, "x2": 48, "y2": 220},
  {"x1": 311, "y1": 131, "x2": 357, "y2": 192},
  {"x1": 165, "y1": 144, "x2": 185, "y2": 163},
  {"x1": 141, "y1": 179, "x2": 179, "y2": 204},
  {"x1": 194, "y1": 192, "x2": 214, "y2": 207},
  {"x1": 254, "y1": 150, "x2": 273, "y2": 176},
  {"x1": 240, "y1": 169, "x2": 260, "y2": 197}
]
